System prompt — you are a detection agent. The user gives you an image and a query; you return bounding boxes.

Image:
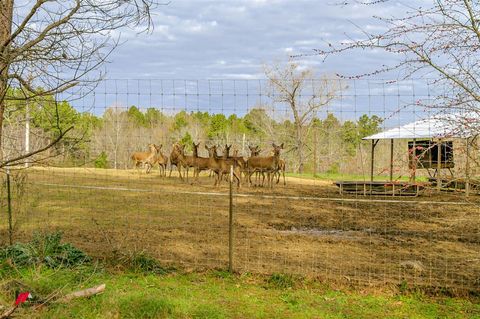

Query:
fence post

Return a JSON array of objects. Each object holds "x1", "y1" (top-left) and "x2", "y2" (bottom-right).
[
  {"x1": 6, "y1": 168, "x2": 12, "y2": 245},
  {"x1": 228, "y1": 165, "x2": 234, "y2": 273}
]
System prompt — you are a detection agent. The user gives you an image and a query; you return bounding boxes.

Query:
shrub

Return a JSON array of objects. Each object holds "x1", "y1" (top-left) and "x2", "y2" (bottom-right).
[
  {"x1": 267, "y1": 273, "x2": 295, "y2": 289},
  {"x1": 326, "y1": 162, "x2": 340, "y2": 175},
  {"x1": 123, "y1": 251, "x2": 174, "y2": 275},
  {"x1": 0, "y1": 232, "x2": 90, "y2": 268},
  {"x1": 94, "y1": 151, "x2": 108, "y2": 169}
]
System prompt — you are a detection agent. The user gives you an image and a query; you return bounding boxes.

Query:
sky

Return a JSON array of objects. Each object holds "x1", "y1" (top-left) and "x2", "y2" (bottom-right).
[
  {"x1": 52, "y1": 0, "x2": 436, "y2": 127},
  {"x1": 106, "y1": 0, "x2": 407, "y2": 80}
]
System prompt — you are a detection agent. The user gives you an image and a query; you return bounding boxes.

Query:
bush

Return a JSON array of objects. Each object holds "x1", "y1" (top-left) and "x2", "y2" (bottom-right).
[
  {"x1": 0, "y1": 232, "x2": 90, "y2": 268},
  {"x1": 122, "y1": 251, "x2": 174, "y2": 275},
  {"x1": 267, "y1": 273, "x2": 295, "y2": 289},
  {"x1": 94, "y1": 151, "x2": 108, "y2": 169},
  {"x1": 326, "y1": 162, "x2": 340, "y2": 175}
]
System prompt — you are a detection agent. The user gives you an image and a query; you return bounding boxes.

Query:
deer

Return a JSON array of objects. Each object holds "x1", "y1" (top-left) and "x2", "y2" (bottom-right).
[
  {"x1": 131, "y1": 143, "x2": 158, "y2": 174},
  {"x1": 275, "y1": 159, "x2": 286, "y2": 186},
  {"x1": 248, "y1": 145, "x2": 264, "y2": 186},
  {"x1": 153, "y1": 144, "x2": 168, "y2": 177},
  {"x1": 169, "y1": 143, "x2": 184, "y2": 179},
  {"x1": 191, "y1": 142, "x2": 211, "y2": 182},
  {"x1": 222, "y1": 144, "x2": 247, "y2": 182},
  {"x1": 205, "y1": 144, "x2": 242, "y2": 188},
  {"x1": 246, "y1": 143, "x2": 283, "y2": 188},
  {"x1": 170, "y1": 143, "x2": 196, "y2": 182}
]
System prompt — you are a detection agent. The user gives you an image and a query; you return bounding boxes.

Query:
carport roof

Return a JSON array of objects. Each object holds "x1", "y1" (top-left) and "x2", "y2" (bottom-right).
[{"x1": 363, "y1": 112, "x2": 480, "y2": 140}]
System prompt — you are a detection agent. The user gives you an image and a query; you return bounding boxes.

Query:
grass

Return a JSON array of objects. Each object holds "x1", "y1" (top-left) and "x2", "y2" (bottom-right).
[{"x1": 2, "y1": 266, "x2": 479, "y2": 319}]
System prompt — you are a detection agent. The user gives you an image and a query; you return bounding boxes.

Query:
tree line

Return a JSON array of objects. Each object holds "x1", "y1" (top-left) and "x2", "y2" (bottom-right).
[{"x1": 3, "y1": 89, "x2": 382, "y2": 175}]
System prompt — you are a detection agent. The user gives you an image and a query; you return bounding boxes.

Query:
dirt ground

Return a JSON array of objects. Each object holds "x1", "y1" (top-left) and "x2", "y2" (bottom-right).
[{"x1": 3, "y1": 167, "x2": 479, "y2": 294}]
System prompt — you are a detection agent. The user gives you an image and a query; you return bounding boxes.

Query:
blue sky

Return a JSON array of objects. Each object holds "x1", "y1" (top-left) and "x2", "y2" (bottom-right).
[
  {"x1": 106, "y1": 0, "x2": 406, "y2": 79},
  {"x1": 75, "y1": 0, "x2": 435, "y2": 127}
]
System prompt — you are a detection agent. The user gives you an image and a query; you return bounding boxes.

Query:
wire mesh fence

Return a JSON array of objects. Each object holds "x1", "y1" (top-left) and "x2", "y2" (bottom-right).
[{"x1": 0, "y1": 78, "x2": 479, "y2": 295}]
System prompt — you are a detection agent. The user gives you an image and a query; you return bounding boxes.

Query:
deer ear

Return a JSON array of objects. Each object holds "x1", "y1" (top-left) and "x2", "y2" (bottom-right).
[
  {"x1": 272, "y1": 142, "x2": 277, "y2": 148},
  {"x1": 280, "y1": 143, "x2": 284, "y2": 149}
]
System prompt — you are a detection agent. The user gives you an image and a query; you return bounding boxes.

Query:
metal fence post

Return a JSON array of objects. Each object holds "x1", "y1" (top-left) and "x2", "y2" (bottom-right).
[{"x1": 228, "y1": 165, "x2": 234, "y2": 273}]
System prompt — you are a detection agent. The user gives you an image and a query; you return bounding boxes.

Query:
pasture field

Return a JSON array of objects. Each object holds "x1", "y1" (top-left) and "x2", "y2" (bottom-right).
[{"x1": 2, "y1": 167, "x2": 480, "y2": 294}]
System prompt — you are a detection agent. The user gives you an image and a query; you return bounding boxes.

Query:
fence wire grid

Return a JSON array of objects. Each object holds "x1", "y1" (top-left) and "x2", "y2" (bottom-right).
[{"x1": 1, "y1": 78, "x2": 479, "y2": 295}]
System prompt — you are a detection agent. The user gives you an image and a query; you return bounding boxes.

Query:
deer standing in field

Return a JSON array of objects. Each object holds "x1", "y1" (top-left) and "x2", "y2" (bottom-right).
[
  {"x1": 275, "y1": 159, "x2": 286, "y2": 186},
  {"x1": 131, "y1": 143, "x2": 158, "y2": 174},
  {"x1": 223, "y1": 144, "x2": 247, "y2": 182},
  {"x1": 248, "y1": 145, "x2": 264, "y2": 185},
  {"x1": 191, "y1": 142, "x2": 211, "y2": 182},
  {"x1": 153, "y1": 144, "x2": 168, "y2": 177},
  {"x1": 170, "y1": 143, "x2": 196, "y2": 182},
  {"x1": 169, "y1": 143, "x2": 188, "y2": 179},
  {"x1": 247, "y1": 143, "x2": 283, "y2": 188},
  {"x1": 205, "y1": 144, "x2": 242, "y2": 187}
]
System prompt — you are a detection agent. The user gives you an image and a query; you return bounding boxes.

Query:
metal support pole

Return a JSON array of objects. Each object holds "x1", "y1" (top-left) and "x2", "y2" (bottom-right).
[
  {"x1": 6, "y1": 169, "x2": 12, "y2": 245},
  {"x1": 390, "y1": 139, "x2": 394, "y2": 182},
  {"x1": 228, "y1": 165, "x2": 234, "y2": 273},
  {"x1": 411, "y1": 139, "x2": 416, "y2": 183},
  {"x1": 437, "y1": 139, "x2": 442, "y2": 191},
  {"x1": 370, "y1": 139, "x2": 375, "y2": 183}
]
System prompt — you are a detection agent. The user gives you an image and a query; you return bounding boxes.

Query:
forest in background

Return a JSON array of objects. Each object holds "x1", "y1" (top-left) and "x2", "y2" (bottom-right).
[{"x1": 2, "y1": 89, "x2": 384, "y2": 175}]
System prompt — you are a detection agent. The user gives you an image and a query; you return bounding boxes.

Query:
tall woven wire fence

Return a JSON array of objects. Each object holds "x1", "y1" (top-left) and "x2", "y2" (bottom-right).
[{"x1": 1, "y1": 78, "x2": 479, "y2": 294}]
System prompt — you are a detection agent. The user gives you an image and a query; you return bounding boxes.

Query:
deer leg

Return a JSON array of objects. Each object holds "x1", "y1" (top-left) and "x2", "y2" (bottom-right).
[
  {"x1": 177, "y1": 165, "x2": 184, "y2": 181},
  {"x1": 234, "y1": 171, "x2": 241, "y2": 188},
  {"x1": 248, "y1": 170, "x2": 254, "y2": 187}
]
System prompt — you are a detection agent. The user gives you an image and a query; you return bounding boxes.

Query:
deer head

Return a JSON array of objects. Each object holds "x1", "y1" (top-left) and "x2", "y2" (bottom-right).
[{"x1": 272, "y1": 143, "x2": 283, "y2": 157}]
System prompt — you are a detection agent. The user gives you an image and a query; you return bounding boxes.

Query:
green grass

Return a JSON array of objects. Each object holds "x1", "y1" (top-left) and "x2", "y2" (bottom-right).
[
  {"x1": 3, "y1": 266, "x2": 479, "y2": 319},
  {"x1": 287, "y1": 172, "x2": 429, "y2": 182}
]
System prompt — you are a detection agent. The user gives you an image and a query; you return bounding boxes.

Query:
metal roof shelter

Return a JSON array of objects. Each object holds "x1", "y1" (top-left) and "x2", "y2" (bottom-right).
[
  {"x1": 361, "y1": 113, "x2": 479, "y2": 195},
  {"x1": 364, "y1": 113, "x2": 480, "y2": 140}
]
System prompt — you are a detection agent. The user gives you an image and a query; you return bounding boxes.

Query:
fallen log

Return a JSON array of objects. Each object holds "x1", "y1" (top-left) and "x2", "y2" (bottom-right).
[{"x1": 59, "y1": 284, "x2": 106, "y2": 302}]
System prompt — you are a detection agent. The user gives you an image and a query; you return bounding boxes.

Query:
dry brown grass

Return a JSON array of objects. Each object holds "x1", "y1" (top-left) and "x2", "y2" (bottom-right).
[{"x1": 3, "y1": 167, "x2": 479, "y2": 294}]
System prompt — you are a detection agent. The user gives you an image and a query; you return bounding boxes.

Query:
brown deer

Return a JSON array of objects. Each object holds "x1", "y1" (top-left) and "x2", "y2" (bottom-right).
[
  {"x1": 275, "y1": 159, "x2": 286, "y2": 185},
  {"x1": 248, "y1": 145, "x2": 263, "y2": 185},
  {"x1": 131, "y1": 143, "x2": 158, "y2": 174},
  {"x1": 205, "y1": 144, "x2": 242, "y2": 187},
  {"x1": 170, "y1": 143, "x2": 196, "y2": 182},
  {"x1": 222, "y1": 144, "x2": 247, "y2": 182},
  {"x1": 153, "y1": 144, "x2": 168, "y2": 177},
  {"x1": 169, "y1": 143, "x2": 184, "y2": 179},
  {"x1": 191, "y1": 142, "x2": 210, "y2": 182},
  {"x1": 247, "y1": 143, "x2": 283, "y2": 188}
]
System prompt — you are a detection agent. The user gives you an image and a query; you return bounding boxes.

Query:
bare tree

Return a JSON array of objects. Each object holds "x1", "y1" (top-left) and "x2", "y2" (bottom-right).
[
  {"x1": 264, "y1": 59, "x2": 343, "y2": 173},
  {"x1": 0, "y1": 0, "x2": 160, "y2": 167},
  {"x1": 318, "y1": 0, "x2": 479, "y2": 115}
]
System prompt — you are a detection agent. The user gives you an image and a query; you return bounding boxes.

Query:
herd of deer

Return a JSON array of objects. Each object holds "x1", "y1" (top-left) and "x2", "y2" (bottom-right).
[{"x1": 130, "y1": 142, "x2": 286, "y2": 188}]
